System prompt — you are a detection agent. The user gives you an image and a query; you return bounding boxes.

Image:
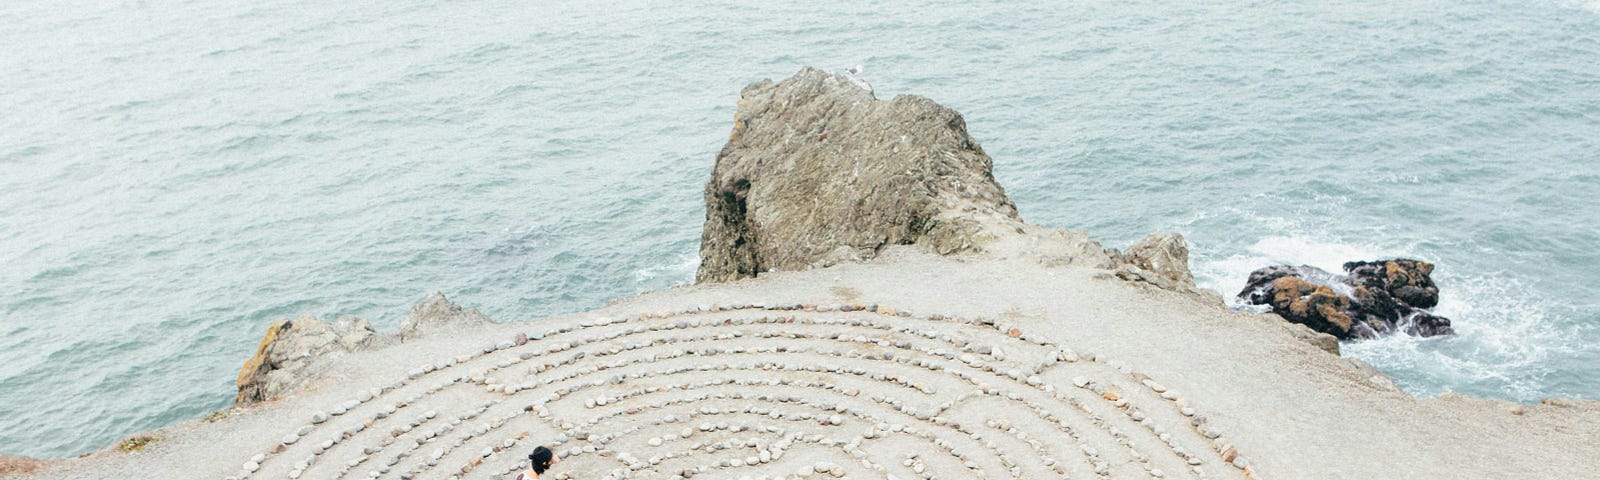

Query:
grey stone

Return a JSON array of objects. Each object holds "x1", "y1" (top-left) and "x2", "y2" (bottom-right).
[
  {"x1": 233, "y1": 314, "x2": 392, "y2": 406},
  {"x1": 1117, "y1": 232, "x2": 1197, "y2": 290},
  {"x1": 397, "y1": 292, "x2": 493, "y2": 341},
  {"x1": 694, "y1": 67, "x2": 1028, "y2": 284}
]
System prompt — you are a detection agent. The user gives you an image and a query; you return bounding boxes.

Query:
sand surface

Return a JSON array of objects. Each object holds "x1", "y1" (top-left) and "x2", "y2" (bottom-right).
[{"x1": 19, "y1": 248, "x2": 1600, "y2": 480}]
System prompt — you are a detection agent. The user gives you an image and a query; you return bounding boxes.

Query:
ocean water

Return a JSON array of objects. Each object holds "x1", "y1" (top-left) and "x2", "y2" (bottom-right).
[{"x1": 2, "y1": 0, "x2": 1597, "y2": 459}]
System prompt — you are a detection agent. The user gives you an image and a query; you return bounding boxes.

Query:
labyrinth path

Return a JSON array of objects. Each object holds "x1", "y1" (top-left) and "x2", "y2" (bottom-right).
[{"x1": 225, "y1": 303, "x2": 1261, "y2": 480}]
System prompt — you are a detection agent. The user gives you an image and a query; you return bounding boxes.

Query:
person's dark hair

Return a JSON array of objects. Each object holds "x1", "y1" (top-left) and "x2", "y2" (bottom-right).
[{"x1": 529, "y1": 446, "x2": 554, "y2": 474}]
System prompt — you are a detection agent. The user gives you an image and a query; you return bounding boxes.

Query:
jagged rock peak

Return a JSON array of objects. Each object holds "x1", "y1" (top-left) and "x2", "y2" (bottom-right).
[
  {"x1": 696, "y1": 66, "x2": 1025, "y2": 283},
  {"x1": 398, "y1": 291, "x2": 492, "y2": 340},
  {"x1": 1115, "y1": 232, "x2": 1198, "y2": 291}
]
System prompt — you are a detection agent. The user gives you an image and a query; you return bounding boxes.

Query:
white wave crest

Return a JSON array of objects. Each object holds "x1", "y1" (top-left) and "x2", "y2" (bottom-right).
[
  {"x1": 633, "y1": 251, "x2": 700, "y2": 287},
  {"x1": 1191, "y1": 234, "x2": 1393, "y2": 305},
  {"x1": 1193, "y1": 234, "x2": 1587, "y2": 402}
]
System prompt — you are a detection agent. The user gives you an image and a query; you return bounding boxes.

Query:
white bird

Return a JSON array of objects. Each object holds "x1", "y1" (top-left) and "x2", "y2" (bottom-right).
[{"x1": 844, "y1": 64, "x2": 873, "y2": 95}]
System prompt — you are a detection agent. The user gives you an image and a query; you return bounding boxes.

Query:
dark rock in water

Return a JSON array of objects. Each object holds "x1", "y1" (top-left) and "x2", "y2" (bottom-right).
[
  {"x1": 1239, "y1": 259, "x2": 1453, "y2": 340},
  {"x1": 1345, "y1": 259, "x2": 1440, "y2": 309}
]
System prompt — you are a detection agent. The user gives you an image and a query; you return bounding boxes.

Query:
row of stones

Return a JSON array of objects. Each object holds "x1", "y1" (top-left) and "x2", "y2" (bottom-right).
[
  {"x1": 297, "y1": 356, "x2": 1113, "y2": 480},
  {"x1": 513, "y1": 313, "x2": 1256, "y2": 478},
  {"x1": 472, "y1": 346, "x2": 1125, "y2": 480},
  {"x1": 231, "y1": 330, "x2": 536, "y2": 480},
  {"x1": 548, "y1": 383, "x2": 1021, "y2": 480},
  {"x1": 237, "y1": 303, "x2": 1252, "y2": 480},
  {"x1": 480, "y1": 348, "x2": 1234, "y2": 480},
  {"x1": 481, "y1": 313, "x2": 1053, "y2": 401},
  {"x1": 258, "y1": 302, "x2": 1046, "y2": 479},
  {"x1": 483, "y1": 326, "x2": 1159, "y2": 476},
  {"x1": 1070, "y1": 370, "x2": 1255, "y2": 478},
  {"x1": 325, "y1": 398, "x2": 493, "y2": 480},
  {"x1": 356, "y1": 328, "x2": 1184, "y2": 476},
  {"x1": 462, "y1": 368, "x2": 981, "y2": 479},
  {"x1": 404, "y1": 313, "x2": 1061, "y2": 478}
]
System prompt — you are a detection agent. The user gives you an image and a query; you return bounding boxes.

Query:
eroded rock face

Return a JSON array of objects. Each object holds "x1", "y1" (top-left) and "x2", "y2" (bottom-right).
[
  {"x1": 1239, "y1": 259, "x2": 1453, "y2": 340},
  {"x1": 235, "y1": 292, "x2": 486, "y2": 406},
  {"x1": 235, "y1": 315, "x2": 380, "y2": 406},
  {"x1": 692, "y1": 67, "x2": 1208, "y2": 298},
  {"x1": 696, "y1": 67, "x2": 1025, "y2": 284}
]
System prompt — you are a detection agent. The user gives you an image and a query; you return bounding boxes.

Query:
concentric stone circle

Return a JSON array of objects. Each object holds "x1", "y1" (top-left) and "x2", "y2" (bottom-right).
[{"x1": 225, "y1": 303, "x2": 1261, "y2": 480}]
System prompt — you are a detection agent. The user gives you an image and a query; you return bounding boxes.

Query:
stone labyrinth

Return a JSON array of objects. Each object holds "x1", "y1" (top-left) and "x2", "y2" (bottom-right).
[{"x1": 229, "y1": 304, "x2": 1260, "y2": 480}]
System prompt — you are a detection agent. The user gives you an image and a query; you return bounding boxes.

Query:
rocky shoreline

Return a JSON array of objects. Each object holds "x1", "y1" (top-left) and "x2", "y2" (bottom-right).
[{"x1": 9, "y1": 67, "x2": 1600, "y2": 480}]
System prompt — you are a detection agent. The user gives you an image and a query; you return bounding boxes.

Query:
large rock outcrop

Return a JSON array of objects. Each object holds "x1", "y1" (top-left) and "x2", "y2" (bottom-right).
[
  {"x1": 1111, "y1": 232, "x2": 1198, "y2": 292},
  {"x1": 695, "y1": 67, "x2": 1026, "y2": 284},
  {"x1": 234, "y1": 315, "x2": 388, "y2": 406},
  {"x1": 398, "y1": 291, "x2": 493, "y2": 340},
  {"x1": 1238, "y1": 259, "x2": 1453, "y2": 340},
  {"x1": 695, "y1": 67, "x2": 1203, "y2": 293},
  {"x1": 234, "y1": 292, "x2": 488, "y2": 406}
]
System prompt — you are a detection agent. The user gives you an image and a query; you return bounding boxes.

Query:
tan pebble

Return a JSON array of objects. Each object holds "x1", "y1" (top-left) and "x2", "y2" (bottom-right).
[{"x1": 1220, "y1": 444, "x2": 1238, "y2": 463}]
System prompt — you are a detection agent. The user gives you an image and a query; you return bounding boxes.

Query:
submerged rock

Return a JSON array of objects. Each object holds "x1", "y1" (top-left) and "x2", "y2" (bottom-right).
[{"x1": 1238, "y1": 259, "x2": 1453, "y2": 340}]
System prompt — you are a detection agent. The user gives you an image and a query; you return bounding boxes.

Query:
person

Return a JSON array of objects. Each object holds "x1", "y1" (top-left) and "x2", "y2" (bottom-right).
[{"x1": 514, "y1": 446, "x2": 557, "y2": 480}]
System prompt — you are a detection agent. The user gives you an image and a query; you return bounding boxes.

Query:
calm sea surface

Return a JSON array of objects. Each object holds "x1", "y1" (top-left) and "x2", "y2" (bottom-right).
[{"x1": 3, "y1": 0, "x2": 1597, "y2": 458}]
